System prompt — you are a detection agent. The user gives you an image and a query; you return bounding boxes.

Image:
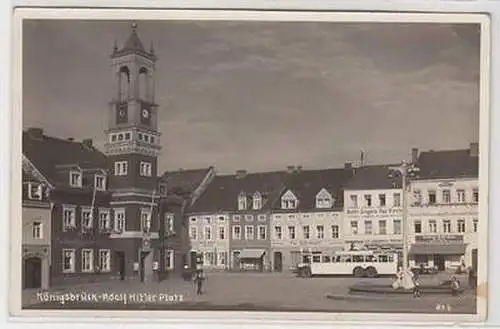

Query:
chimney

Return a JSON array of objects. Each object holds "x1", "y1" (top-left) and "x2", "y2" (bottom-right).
[
  {"x1": 26, "y1": 127, "x2": 44, "y2": 139},
  {"x1": 469, "y1": 142, "x2": 479, "y2": 157},
  {"x1": 411, "y1": 148, "x2": 419, "y2": 163},
  {"x1": 236, "y1": 169, "x2": 247, "y2": 179},
  {"x1": 82, "y1": 138, "x2": 93, "y2": 149},
  {"x1": 344, "y1": 162, "x2": 352, "y2": 170},
  {"x1": 286, "y1": 165, "x2": 295, "y2": 173}
]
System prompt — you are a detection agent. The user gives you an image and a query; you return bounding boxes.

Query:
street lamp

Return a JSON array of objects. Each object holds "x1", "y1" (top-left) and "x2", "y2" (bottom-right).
[{"x1": 388, "y1": 160, "x2": 419, "y2": 290}]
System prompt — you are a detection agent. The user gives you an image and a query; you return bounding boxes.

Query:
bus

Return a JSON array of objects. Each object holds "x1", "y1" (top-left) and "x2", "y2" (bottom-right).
[{"x1": 297, "y1": 250, "x2": 398, "y2": 278}]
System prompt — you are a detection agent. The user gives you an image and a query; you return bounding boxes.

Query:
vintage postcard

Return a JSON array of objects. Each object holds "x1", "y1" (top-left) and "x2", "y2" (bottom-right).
[{"x1": 10, "y1": 8, "x2": 490, "y2": 324}]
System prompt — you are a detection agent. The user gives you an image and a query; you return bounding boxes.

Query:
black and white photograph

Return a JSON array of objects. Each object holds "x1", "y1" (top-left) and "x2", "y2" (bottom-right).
[{"x1": 10, "y1": 9, "x2": 490, "y2": 322}]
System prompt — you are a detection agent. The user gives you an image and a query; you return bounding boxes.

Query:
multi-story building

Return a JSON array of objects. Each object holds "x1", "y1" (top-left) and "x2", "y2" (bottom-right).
[
  {"x1": 22, "y1": 169, "x2": 51, "y2": 290},
  {"x1": 342, "y1": 163, "x2": 405, "y2": 253},
  {"x1": 23, "y1": 128, "x2": 113, "y2": 286},
  {"x1": 187, "y1": 170, "x2": 286, "y2": 271},
  {"x1": 408, "y1": 143, "x2": 479, "y2": 271},
  {"x1": 271, "y1": 166, "x2": 353, "y2": 272}
]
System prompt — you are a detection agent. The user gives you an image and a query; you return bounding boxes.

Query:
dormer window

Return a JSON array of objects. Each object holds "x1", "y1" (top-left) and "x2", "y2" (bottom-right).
[
  {"x1": 27, "y1": 183, "x2": 43, "y2": 200},
  {"x1": 315, "y1": 188, "x2": 333, "y2": 209},
  {"x1": 95, "y1": 174, "x2": 106, "y2": 191},
  {"x1": 238, "y1": 192, "x2": 247, "y2": 211},
  {"x1": 253, "y1": 192, "x2": 262, "y2": 210},
  {"x1": 69, "y1": 171, "x2": 82, "y2": 187},
  {"x1": 281, "y1": 190, "x2": 298, "y2": 210}
]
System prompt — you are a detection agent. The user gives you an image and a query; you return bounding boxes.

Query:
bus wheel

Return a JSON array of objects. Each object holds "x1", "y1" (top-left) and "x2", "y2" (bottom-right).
[
  {"x1": 353, "y1": 267, "x2": 365, "y2": 278},
  {"x1": 366, "y1": 266, "x2": 378, "y2": 278}
]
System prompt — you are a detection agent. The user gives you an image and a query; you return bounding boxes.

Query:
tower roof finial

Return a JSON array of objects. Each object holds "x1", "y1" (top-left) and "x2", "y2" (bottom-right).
[{"x1": 131, "y1": 21, "x2": 138, "y2": 32}]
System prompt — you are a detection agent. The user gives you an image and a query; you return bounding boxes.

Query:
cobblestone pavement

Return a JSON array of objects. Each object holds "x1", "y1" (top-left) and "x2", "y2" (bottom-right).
[{"x1": 23, "y1": 271, "x2": 476, "y2": 314}]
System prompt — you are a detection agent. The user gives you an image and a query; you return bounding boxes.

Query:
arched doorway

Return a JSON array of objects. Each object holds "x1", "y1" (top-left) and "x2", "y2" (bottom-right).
[{"x1": 24, "y1": 257, "x2": 42, "y2": 289}]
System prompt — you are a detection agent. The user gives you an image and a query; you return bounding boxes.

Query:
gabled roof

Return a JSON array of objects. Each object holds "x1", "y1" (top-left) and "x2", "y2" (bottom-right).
[
  {"x1": 273, "y1": 168, "x2": 354, "y2": 211},
  {"x1": 188, "y1": 171, "x2": 287, "y2": 213},
  {"x1": 344, "y1": 164, "x2": 402, "y2": 191},
  {"x1": 23, "y1": 128, "x2": 108, "y2": 188},
  {"x1": 416, "y1": 148, "x2": 478, "y2": 180},
  {"x1": 160, "y1": 167, "x2": 213, "y2": 197},
  {"x1": 111, "y1": 23, "x2": 156, "y2": 61}
]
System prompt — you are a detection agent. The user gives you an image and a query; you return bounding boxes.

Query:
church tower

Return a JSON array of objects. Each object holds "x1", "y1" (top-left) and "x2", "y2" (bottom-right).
[{"x1": 105, "y1": 22, "x2": 161, "y2": 282}]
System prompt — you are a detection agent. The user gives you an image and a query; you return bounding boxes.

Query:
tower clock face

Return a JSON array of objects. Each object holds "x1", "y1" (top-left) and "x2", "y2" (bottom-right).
[
  {"x1": 140, "y1": 103, "x2": 152, "y2": 125},
  {"x1": 116, "y1": 103, "x2": 128, "y2": 124}
]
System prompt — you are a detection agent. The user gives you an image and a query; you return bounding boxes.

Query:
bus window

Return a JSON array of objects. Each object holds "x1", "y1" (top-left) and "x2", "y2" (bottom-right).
[
  {"x1": 366, "y1": 255, "x2": 375, "y2": 262},
  {"x1": 302, "y1": 255, "x2": 311, "y2": 264},
  {"x1": 335, "y1": 256, "x2": 341, "y2": 262},
  {"x1": 353, "y1": 255, "x2": 364, "y2": 263},
  {"x1": 387, "y1": 255, "x2": 394, "y2": 262},
  {"x1": 312, "y1": 253, "x2": 321, "y2": 263},
  {"x1": 322, "y1": 255, "x2": 331, "y2": 263},
  {"x1": 344, "y1": 256, "x2": 352, "y2": 263},
  {"x1": 378, "y1": 255, "x2": 388, "y2": 263}
]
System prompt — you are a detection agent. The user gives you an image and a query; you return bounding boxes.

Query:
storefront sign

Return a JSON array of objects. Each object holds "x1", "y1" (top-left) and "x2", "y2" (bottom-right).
[
  {"x1": 415, "y1": 234, "x2": 463, "y2": 243},
  {"x1": 345, "y1": 208, "x2": 402, "y2": 217}
]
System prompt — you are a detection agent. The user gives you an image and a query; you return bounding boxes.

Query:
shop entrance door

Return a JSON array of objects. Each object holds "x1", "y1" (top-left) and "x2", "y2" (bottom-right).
[{"x1": 433, "y1": 254, "x2": 446, "y2": 271}]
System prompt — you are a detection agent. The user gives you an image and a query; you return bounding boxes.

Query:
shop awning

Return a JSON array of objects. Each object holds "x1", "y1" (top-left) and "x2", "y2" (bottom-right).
[
  {"x1": 239, "y1": 249, "x2": 266, "y2": 259},
  {"x1": 409, "y1": 243, "x2": 466, "y2": 255}
]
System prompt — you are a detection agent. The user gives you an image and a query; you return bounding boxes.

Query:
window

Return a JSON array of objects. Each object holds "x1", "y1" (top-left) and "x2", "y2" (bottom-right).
[
  {"x1": 414, "y1": 220, "x2": 422, "y2": 233},
  {"x1": 275, "y1": 226, "x2": 282, "y2": 239},
  {"x1": 114, "y1": 209, "x2": 125, "y2": 233},
  {"x1": 138, "y1": 133, "x2": 143, "y2": 141},
  {"x1": 364, "y1": 195, "x2": 372, "y2": 207},
  {"x1": 393, "y1": 193, "x2": 401, "y2": 207},
  {"x1": 165, "y1": 250, "x2": 174, "y2": 270},
  {"x1": 429, "y1": 220, "x2": 437, "y2": 233},
  {"x1": 190, "y1": 227, "x2": 197, "y2": 240},
  {"x1": 159, "y1": 183, "x2": 167, "y2": 195},
  {"x1": 218, "y1": 226, "x2": 225, "y2": 240},
  {"x1": 141, "y1": 211, "x2": 151, "y2": 234},
  {"x1": 378, "y1": 194, "x2": 386, "y2": 207},
  {"x1": 205, "y1": 226, "x2": 212, "y2": 240},
  {"x1": 218, "y1": 216, "x2": 225, "y2": 222},
  {"x1": 245, "y1": 215, "x2": 254, "y2": 221},
  {"x1": 151, "y1": 137, "x2": 155, "y2": 144},
  {"x1": 457, "y1": 219, "x2": 465, "y2": 233},
  {"x1": 364, "y1": 220, "x2": 373, "y2": 235},
  {"x1": 81, "y1": 208, "x2": 92, "y2": 231},
  {"x1": 62, "y1": 206, "x2": 76, "y2": 231},
  {"x1": 164, "y1": 213, "x2": 174, "y2": 235},
  {"x1": 114, "y1": 161, "x2": 128, "y2": 176},
  {"x1": 350, "y1": 195, "x2": 358, "y2": 208},
  {"x1": 331, "y1": 225, "x2": 339, "y2": 239},
  {"x1": 218, "y1": 252, "x2": 227, "y2": 266},
  {"x1": 144, "y1": 135, "x2": 150, "y2": 143},
  {"x1": 233, "y1": 226, "x2": 241, "y2": 240},
  {"x1": 379, "y1": 220, "x2": 387, "y2": 235},
  {"x1": 316, "y1": 225, "x2": 324, "y2": 239},
  {"x1": 28, "y1": 183, "x2": 43, "y2": 200},
  {"x1": 473, "y1": 188, "x2": 479, "y2": 203},
  {"x1": 316, "y1": 197, "x2": 332, "y2": 208},
  {"x1": 443, "y1": 220, "x2": 452, "y2": 233},
  {"x1": 350, "y1": 221, "x2": 358, "y2": 235},
  {"x1": 140, "y1": 162, "x2": 152, "y2": 177},
  {"x1": 258, "y1": 215, "x2": 266, "y2": 221},
  {"x1": 32, "y1": 221, "x2": 42, "y2": 239},
  {"x1": 62, "y1": 249, "x2": 75, "y2": 273},
  {"x1": 98, "y1": 210, "x2": 110, "y2": 231},
  {"x1": 413, "y1": 189, "x2": 422, "y2": 205},
  {"x1": 238, "y1": 194, "x2": 247, "y2": 210},
  {"x1": 125, "y1": 132, "x2": 131, "y2": 140},
  {"x1": 442, "y1": 190, "x2": 451, "y2": 204},
  {"x1": 95, "y1": 175, "x2": 106, "y2": 191},
  {"x1": 393, "y1": 219, "x2": 402, "y2": 235},
  {"x1": 81, "y1": 249, "x2": 94, "y2": 272},
  {"x1": 302, "y1": 225, "x2": 310, "y2": 239},
  {"x1": 111, "y1": 134, "x2": 117, "y2": 142},
  {"x1": 99, "y1": 249, "x2": 111, "y2": 272},
  {"x1": 253, "y1": 193, "x2": 262, "y2": 210},
  {"x1": 69, "y1": 171, "x2": 82, "y2": 187},
  {"x1": 118, "y1": 133, "x2": 124, "y2": 141},
  {"x1": 457, "y1": 189, "x2": 466, "y2": 203},
  {"x1": 282, "y1": 199, "x2": 297, "y2": 209},
  {"x1": 233, "y1": 215, "x2": 241, "y2": 222},
  {"x1": 258, "y1": 226, "x2": 267, "y2": 240},
  {"x1": 245, "y1": 226, "x2": 254, "y2": 240},
  {"x1": 473, "y1": 218, "x2": 478, "y2": 232},
  {"x1": 288, "y1": 226, "x2": 296, "y2": 240},
  {"x1": 428, "y1": 190, "x2": 436, "y2": 205}
]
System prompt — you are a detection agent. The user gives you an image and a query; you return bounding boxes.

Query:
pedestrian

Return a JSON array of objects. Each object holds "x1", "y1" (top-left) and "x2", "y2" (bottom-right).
[
  {"x1": 412, "y1": 273, "x2": 422, "y2": 298},
  {"x1": 194, "y1": 270, "x2": 206, "y2": 295},
  {"x1": 450, "y1": 276, "x2": 460, "y2": 296}
]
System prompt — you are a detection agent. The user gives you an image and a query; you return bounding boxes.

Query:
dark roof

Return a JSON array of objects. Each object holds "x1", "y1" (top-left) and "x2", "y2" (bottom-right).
[
  {"x1": 344, "y1": 164, "x2": 403, "y2": 190},
  {"x1": 188, "y1": 171, "x2": 287, "y2": 213},
  {"x1": 161, "y1": 167, "x2": 213, "y2": 197},
  {"x1": 23, "y1": 129, "x2": 108, "y2": 188},
  {"x1": 112, "y1": 23, "x2": 156, "y2": 61},
  {"x1": 273, "y1": 168, "x2": 354, "y2": 211},
  {"x1": 416, "y1": 149, "x2": 478, "y2": 180}
]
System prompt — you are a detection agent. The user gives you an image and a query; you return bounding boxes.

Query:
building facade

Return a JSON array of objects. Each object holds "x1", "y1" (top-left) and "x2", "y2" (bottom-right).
[
  {"x1": 271, "y1": 166, "x2": 353, "y2": 272},
  {"x1": 408, "y1": 144, "x2": 479, "y2": 271},
  {"x1": 22, "y1": 170, "x2": 51, "y2": 290}
]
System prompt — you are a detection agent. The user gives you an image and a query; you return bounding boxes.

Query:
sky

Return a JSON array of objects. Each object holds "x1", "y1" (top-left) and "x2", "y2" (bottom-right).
[{"x1": 22, "y1": 19, "x2": 481, "y2": 174}]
